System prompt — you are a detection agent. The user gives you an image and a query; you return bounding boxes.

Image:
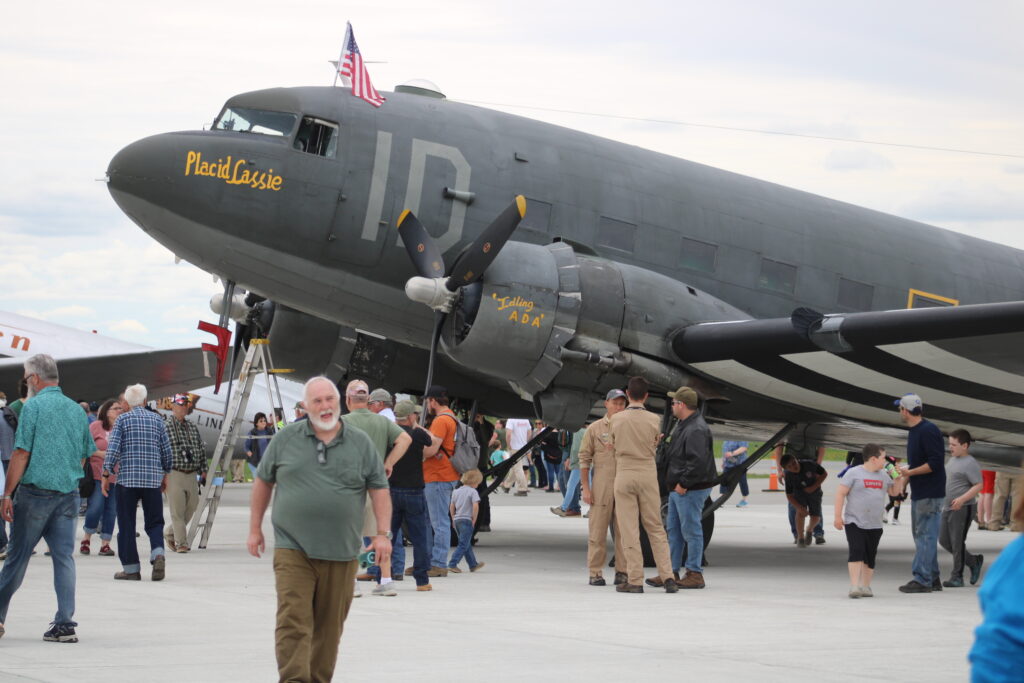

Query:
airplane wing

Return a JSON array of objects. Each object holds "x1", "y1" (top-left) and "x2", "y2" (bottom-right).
[{"x1": 0, "y1": 348, "x2": 211, "y2": 403}]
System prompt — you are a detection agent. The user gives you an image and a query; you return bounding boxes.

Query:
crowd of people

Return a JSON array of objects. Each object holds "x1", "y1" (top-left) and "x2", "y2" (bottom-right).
[{"x1": 0, "y1": 354, "x2": 1020, "y2": 682}]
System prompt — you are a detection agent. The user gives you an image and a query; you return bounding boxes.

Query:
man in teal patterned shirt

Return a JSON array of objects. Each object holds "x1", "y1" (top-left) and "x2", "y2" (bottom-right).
[{"x1": 0, "y1": 354, "x2": 94, "y2": 643}]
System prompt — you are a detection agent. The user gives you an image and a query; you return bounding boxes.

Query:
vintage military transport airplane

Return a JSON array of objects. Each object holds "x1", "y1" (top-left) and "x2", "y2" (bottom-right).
[{"x1": 104, "y1": 82, "x2": 1024, "y2": 476}]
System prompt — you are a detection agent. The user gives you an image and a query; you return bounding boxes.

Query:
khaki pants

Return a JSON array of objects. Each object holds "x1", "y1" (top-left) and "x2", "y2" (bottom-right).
[
  {"x1": 587, "y1": 457, "x2": 624, "y2": 577},
  {"x1": 989, "y1": 473, "x2": 1020, "y2": 530},
  {"x1": 231, "y1": 459, "x2": 247, "y2": 482},
  {"x1": 165, "y1": 470, "x2": 199, "y2": 547},
  {"x1": 274, "y1": 549, "x2": 357, "y2": 683},
  {"x1": 503, "y1": 460, "x2": 529, "y2": 492},
  {"x1": 614, "y1": 467, "x2": 673, "y2": 586}
]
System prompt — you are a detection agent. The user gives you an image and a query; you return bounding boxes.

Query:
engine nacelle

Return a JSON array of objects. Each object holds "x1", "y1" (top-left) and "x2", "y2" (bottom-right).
[
  {"x1": 439, "y1": 240, "x2": 751, "y2": 427},
  {"x1": 266, "y1": 305, "x2": 355, "y2": 381}
]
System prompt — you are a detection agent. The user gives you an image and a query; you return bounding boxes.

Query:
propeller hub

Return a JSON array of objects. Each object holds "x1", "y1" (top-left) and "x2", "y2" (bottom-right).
[{"x1": 405, "y1": 276, "x2": 455, "y2": 313}]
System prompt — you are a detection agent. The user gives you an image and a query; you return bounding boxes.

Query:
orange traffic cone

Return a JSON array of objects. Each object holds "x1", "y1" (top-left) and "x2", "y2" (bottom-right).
[{"x1": 763, "y1": 461, "x2": 783, "y2": 492}]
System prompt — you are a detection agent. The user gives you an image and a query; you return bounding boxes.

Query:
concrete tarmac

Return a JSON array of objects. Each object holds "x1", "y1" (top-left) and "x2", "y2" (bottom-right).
[{"x1": 0, "y1": 481, "x2": 1015, "y2": 682}]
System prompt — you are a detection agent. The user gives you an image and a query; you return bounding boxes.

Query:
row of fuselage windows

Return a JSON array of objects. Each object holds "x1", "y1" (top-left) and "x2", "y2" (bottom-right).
[{"x1": 592, "y1": 214, "x2": 876, "y2": 311}]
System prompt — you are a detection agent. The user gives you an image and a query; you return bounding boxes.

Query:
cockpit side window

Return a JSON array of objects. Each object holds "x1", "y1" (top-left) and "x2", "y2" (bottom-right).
[
  {"x1": 214, "y1": 107, "x2": 297, "y2": 136},
  {"x1": 294, "y1": 117, "x2": 339, "y2": 158}
]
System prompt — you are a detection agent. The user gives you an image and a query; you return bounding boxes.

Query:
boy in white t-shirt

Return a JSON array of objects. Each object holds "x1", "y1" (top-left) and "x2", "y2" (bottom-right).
[
  {"x1": 448, "y1": 469, "x2": 485, "y2": 572},
  {"x1": 834, "y1": 444, "x2": 900, "y2": 598}
]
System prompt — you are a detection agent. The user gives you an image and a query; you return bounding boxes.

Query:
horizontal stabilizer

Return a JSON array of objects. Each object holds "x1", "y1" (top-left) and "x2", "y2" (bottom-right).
[{"x1": 672, "y1": 301, "x2": 1024, "y2": 363}]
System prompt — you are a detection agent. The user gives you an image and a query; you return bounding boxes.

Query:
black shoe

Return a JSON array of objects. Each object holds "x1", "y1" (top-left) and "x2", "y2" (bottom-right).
[
  {"x1": 42, "y1": 623, "x2": 78, "y2": 643},
  {"x1": 615, "y1": 583, "x2": 643, "y2": 593},
  {"x1": 814, "y1": 536, "x2": 826, "y2": 545},
  {"x1": 942, "y1": 577, "x2": 964, "y2": 588},
  {"x1": 970, "y1": 555, "x2": 984, "y2": 585},
  {"x1": 613, "y1": 572, "x2": 628, "y2": 586},
  {"x1": 391, "y1": 574, "x2": 403, "y2": 582},
  {"x1": 589, "y1": 576, "x2": 606, "y2": 586},
  {"x1": 663, "y1": 578, "x2": 679, "y2": 594},
  {"x1": 478, "y1": 525, "x2": 491, "y2": 533},
  {"x1": 899, "y1": 580, "x2": 932, "y2": 593},
  {"x1": 931, "y1": 578, "x2": 942, "y2": 592}
]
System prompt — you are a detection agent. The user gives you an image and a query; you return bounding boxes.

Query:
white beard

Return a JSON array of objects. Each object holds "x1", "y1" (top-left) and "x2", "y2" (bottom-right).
[{"x1": 309, "y1": 412, "x2": 339, "y2": 431}]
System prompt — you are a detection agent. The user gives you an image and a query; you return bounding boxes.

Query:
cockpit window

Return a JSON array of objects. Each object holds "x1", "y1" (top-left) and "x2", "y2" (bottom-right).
[
  {"x1": 213, "y1": 107, "x2": 297, "y2": 136},
  {"x1": 294, "y1": 116, "x2": 339, "y2": 158}
]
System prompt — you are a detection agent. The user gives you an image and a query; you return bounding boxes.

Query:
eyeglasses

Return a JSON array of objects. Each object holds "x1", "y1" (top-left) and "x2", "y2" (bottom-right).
[{"x1": 316, "y1": 440, "x2": 326, "y2": 465}]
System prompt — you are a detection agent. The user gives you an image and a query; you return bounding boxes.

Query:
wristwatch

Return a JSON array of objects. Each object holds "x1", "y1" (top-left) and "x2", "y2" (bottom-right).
[{"x1": 376, "y1": 531, "x2": 393, "y2": 540}]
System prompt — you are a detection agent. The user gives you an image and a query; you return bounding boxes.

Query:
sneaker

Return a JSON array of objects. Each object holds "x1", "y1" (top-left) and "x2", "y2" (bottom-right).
[
  {"x1": 797, "y1": 537, "x2": 807, "y2": 548},
  {"x1": 615, "y1": 583, "x2": 643, "y2": 593},
  {"x1": 942, "y1": 577, "x2": 964, "y2": 588},
  {"x1": 447, "y1": 566, "x2": 462, "y2": 574},
  {"x1": 898, "y1": 580, "x2": 932, "y2": 593},
  {"x1": 848, "y1": 588, "x2": 861, "y2": 599},
  {"x1": 151, "y1": 556, "x2": 166, "y2": 581},
  {"x1": 891, "y1": 518, "x2": 900, "y2": 526},
  {"x1": 353, "y1": 590, "x2": 363, "y2": 598},
  {"x1": 678, "y1": 571, "x2": 706, "y2": 589},
  {"x1": 589, "y1": 576, "x2": 606, "y2": 586},
  {"x1": 613, "y1": 572, "x2": 628, "y2": 586},
  {"x1": 427, "y1": 566, "x2": 448, "y2": 577},
  {"x1": 42, "y1": 623, "x2": 78, "y2": 643},
  {"x1": 416, "y1": 584, "x2": 432, "y2": 592},
  {"x1": 550, "y1": 507, "x2": 567, "y2": 517},
  {"x1": 114, "y1": 571, "x2": 141, "y2": 581},
  {"x1": 859, "y1": 586, "x2": 873, "y2": 598},
  {"x1": 98, "y1": 544, "x2": 115, "y2": 556},
  {"x1": 470, "y1": 562, "x2": 485, "y2": 572},
  {"x1": 815, "y1": 536, "x2": 826, "y2": 546},
  {"x1": 663, "y1": 578, "x2": 679, "y2": 593},
  {"x1": 736, "y1": 500, "x2": 748, "y2": 508},
  {"x1": 371, "y1": 583, "x2": 398, "y2": 596},
  {"x1": 931, "y1": 578, "x2": 943, "y2": 592},
  {"x1": 970, "y1": 555, "x2": 985, "y2": 585},
  {"x1": 79, "y1": 539, "x2": 90, "y2": 555}
]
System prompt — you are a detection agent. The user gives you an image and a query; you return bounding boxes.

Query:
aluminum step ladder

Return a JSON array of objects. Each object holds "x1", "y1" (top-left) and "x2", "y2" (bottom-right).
[{"x1": 186, "y1": 339, "x2": 289, "y2": 549}]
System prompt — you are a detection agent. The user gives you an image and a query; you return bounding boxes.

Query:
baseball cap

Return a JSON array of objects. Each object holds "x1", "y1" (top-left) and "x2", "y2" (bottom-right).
[
  {"x1": 894, "y1": 393, "x2": 923, "y2": 412},
  {"x1": 394, "y1": 400, "x2": 423, "y2": 419},
  {"x1": 368, "y1": 388, "x2": 393, "y2": 404},
  {"x1": 424, "y1": 384, "x2": 448, "y2": 399},
  {"x1": 345, "y1": 379, "x2": 369, "y2": 397},
  {"x1": 171, "y1": 393, "x2": 191, "y2": 406},
  {"x1": 605, "y1": 389, "x2": 627, "y2": 401},
  {"x1": 666, "y1": 386, "x2": 699, "y2": 408}
]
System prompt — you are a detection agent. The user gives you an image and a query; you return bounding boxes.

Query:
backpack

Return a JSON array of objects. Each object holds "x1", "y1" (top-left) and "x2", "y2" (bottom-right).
[
  {"x1": 1, "y1": 406, "x2": 16, "y2": 431},
  {"x1": 440, "y1": 414, "x2": 481, "y2": 474}
]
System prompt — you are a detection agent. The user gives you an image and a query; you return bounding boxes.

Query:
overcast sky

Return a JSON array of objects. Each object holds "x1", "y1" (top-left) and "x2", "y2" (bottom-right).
[{"x1": 2, "y1": 0, "x2": 1022, "y2": 349}]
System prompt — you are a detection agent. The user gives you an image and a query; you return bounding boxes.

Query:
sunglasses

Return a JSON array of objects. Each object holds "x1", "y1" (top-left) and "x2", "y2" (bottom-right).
[{"x1": 316, "y1": 440, "x2": 326, "y2": 465}]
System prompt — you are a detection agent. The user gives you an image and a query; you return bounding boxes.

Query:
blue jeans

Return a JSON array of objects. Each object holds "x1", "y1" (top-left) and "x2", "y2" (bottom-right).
[
  {"x1": 83, "y1": 479, "x2": 118, "y2": 540},
  {"x1": 560, "y1": 468, "x2": 581, "y2": 513},
  {"x1": 0, "y1": 460, "x2": 8, "y2": 548},
  {"x1": 424, "y1": 480, "x2": 456, "y2": 568},
  {"x1": 0, "y1": 484, "x2": 78, "y2": 626},
  {"x1": 544, "y1": 461, "x2": 559, "y2": 490},
  {"x1": 911, "y1": 497, "x2": 943, "y2": 585},
  {"x1": 720, "y1": 463, "x2": 749, "y2": 497},
  {"x1": 115, "y1": 485, "x2": 165, "y2": 573},
  {"x1": 389, "y1": 488, "x2": 431, "y2": 586},
  {"x1": 667, "y1": 489, "x2": 711, "y2": 574},
  {"x1": 448, "y1": 518, "x2": 479, "y2": 569}
]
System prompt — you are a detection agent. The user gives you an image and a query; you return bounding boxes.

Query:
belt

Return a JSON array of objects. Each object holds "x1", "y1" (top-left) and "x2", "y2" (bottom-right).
[{"x1": 173, "y1": 468, "x2": 198, "y2": 474}]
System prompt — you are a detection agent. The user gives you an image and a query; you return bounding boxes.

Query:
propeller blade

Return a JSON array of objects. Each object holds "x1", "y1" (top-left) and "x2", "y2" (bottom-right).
[
  {"x1": 423, "y1": 310, "x2": 445, "y2": 396},
  {"x1": 397, "y1": 210, "x2": 446, "y2": 279},
  {"x1": 446, "y1": 195, "x2": 526, "y2": 290}
]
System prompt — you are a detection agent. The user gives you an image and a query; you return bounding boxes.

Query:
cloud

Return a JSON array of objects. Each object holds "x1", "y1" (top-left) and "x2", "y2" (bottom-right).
[
  {"x1": 823, "y1": 148, "x2": 894, "y2": 172},
  {"x1": 900, "y1": 182, "x2": 1024, "y2": 223},
  {"x1": 109, "y1": 319, "x2": 149, "y2": 334}
]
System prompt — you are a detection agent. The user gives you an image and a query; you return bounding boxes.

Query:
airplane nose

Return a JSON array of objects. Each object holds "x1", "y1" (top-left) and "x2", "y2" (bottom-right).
[{"x1": 107, "y1": 134, "x2": 174, "y2": 206}]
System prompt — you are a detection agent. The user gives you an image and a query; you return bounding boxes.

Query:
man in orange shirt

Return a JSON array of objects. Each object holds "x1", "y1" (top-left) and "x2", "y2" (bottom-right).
[{"x1": 423, "y1": 385, "x2": 460, "y2": 576}]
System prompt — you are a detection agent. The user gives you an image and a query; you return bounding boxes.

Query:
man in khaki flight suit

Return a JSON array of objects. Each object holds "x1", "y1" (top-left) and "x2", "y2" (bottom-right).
[
  {"x1": 610, "y1": 377, "x2": 678, "y2": 594},
  {"x1": 580, "y1": 389, "x2": 629, "y2": 586}
]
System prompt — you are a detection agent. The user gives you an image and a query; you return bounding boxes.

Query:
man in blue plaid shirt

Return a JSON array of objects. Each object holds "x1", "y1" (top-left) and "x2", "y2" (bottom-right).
[{"x1": 102, "y1": 384, "x2": 172, "y2": 582}]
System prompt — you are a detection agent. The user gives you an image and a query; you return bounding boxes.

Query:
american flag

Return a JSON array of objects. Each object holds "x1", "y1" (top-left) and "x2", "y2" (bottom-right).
[{"x1": 336, "y1": 22, "x2": 386, "y2": 108}]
